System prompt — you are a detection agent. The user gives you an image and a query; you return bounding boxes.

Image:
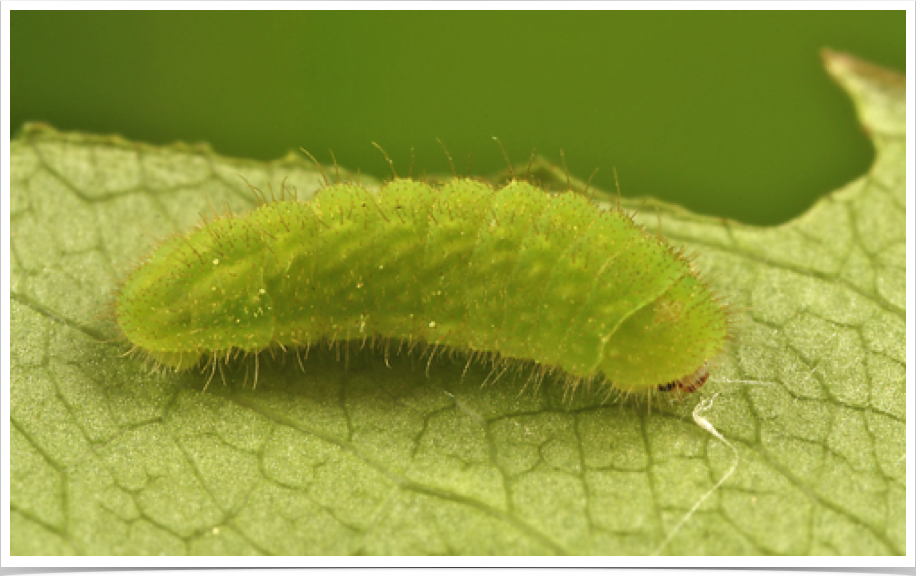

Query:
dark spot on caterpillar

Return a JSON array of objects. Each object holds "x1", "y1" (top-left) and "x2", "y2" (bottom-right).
[{"x1": 658, "y1": 364, "x2": 711, "y2": 394}]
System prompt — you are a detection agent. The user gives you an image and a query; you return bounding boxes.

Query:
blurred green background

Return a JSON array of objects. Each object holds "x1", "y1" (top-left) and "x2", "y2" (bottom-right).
[{"x1": 11, "y1": 10, "x2": 905, "y2": 225}]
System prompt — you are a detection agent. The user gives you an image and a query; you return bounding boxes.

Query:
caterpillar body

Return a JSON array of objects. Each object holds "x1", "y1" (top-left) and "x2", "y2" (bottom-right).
[{"x1": 116, "y1": 178, "x2": 729, "y2": 395}]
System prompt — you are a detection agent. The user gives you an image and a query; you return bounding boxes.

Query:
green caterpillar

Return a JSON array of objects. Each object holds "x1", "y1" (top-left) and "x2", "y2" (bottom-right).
[{"x1": 116, "y1": 177, "x2": 730, "y2": 395}]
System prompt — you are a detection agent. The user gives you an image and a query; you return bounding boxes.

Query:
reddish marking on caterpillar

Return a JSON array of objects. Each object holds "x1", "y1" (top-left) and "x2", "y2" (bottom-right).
[{"x1": 657, "y1": 365, "x2": 711, "y2": 395}]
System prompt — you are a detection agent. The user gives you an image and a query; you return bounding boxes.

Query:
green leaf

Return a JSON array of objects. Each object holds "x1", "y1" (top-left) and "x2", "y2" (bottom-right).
[{"x1": 9, "y1": 50, "x2": 904, "y2": 556}]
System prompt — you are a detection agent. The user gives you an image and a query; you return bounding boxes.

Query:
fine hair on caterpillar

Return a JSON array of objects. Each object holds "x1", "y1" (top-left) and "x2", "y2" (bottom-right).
[{"x1": 114, "y1": 142, "x2": 734, "y2": 401}]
